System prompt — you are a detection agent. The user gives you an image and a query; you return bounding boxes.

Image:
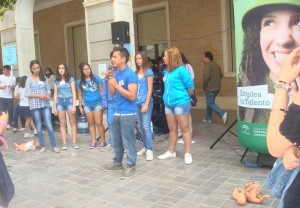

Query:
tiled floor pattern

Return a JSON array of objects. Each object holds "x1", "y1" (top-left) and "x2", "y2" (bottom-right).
[{"x1": 2, "y1": 109, "x2": 279, "y2": 208}]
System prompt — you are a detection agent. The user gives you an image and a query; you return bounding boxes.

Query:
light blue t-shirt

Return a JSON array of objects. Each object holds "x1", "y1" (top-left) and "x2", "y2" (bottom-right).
[
  {"x1": 137, "y1": 68, "x2": 154, "y2": 104},
  {"x1": 76, "y1": 75, "x2": 103, "y2": 106},
  {"x1": 115, "y1": 66, "x2": 138, "y2": 114},
  {"x1": 163, "y1": 65, "x2": 194, "y2": 107},
  {"x1": 54, "y1": 77, "x2": 74, "y2": 98}
]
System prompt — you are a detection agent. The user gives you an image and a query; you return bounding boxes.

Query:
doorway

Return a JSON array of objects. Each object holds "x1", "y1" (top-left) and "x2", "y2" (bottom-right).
[{"x1": 66, "y1": 24, "x2": 88, "y2": 80}]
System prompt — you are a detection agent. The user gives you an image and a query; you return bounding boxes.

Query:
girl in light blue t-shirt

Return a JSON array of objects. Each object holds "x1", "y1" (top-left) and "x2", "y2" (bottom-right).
[
  {"x1": 76, "y1": 63, "x2": 106, "y2": 149},
  {"x1": 135, "y1": 51, "x2": 154, "y2": 161},
  {"x1": 53, "y1": 63, "x2": 78, "y2": 150}
]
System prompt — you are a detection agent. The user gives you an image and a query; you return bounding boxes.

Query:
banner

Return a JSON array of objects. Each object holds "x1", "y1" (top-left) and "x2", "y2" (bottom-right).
[{"x1": 234, "y1": 0, "x2": 300, "y2": 154}]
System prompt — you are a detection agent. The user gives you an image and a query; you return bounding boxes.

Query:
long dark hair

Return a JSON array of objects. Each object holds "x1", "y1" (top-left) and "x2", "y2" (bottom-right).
[
  {"x1": 79, "y1": 63, "x2": 96, "y2": 90},
  {"x1": 135, "y1": 51, "x2": 149, "y2": 75},
  {"x1": 55, "y1": 63, "x2": 72, "y2": 82},
  {"x1": 181, "y1": 52, "x2": 190, "y2": 65},
  {"x1": 19, "y1": 76, "x2": 28, "y2": 88},
  {"x1": 45, "y1": 68, "x2": 54, "y2": 78},
  {"x1": 29, "y1": 60, "x2": 46, "y2": 81}
]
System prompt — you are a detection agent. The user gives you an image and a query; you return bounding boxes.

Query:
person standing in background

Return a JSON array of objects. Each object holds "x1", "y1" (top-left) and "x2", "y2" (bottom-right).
[
  {"x1": 0, "y1": 65, "x2": 16, "y2": 129},
  {"x1": 104, "y1": 47, "x2": 138, "y2": 179},
  {"x1": 177, "y1": 52, "x2": 194, "y2": 138},
  {"x1": 101, "y1": 52, "x2": 119, "y2": 152},
  {"x1": 45, "y1": 68, "x2": 56, "y2": 97},
  {"x1": 77, "y1": 63, "x2": 106, "y2": 149},
  {"x1": 158, "y1": 47, "x2": 194, "y2": 165},
  {"x1": 135, "y1": 51, "x2": 154, "y2": 161},
  {"x1": 53, "y1": 63, "x2": 78, "y2": 150},
  {"x1": 12, "y1": 77, "x2": 26, "y2": 133},
  {"x1": 18, "y1": 76, "x2": 36, "y2": 138},
  {"x1": 202, "y1": 51, "x2": 227, "y2": 125},
  {"x1": 25, "y1": 60, "x2": 59, "y2": 153}
]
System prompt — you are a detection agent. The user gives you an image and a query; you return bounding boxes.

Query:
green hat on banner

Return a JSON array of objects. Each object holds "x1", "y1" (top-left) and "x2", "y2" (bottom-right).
[{"x1": 242, "y1": 0, "x2": 300, "y2": 31}]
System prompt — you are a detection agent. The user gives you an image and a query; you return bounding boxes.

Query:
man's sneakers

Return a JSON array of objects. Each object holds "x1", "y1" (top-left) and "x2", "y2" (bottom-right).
[
  {"x1": 103, "y1": 163, "x2": 123, "y2": 171},
  {"x1": 222, "y1": 112, "x2": 228, "y2": 125},
  {"x1": 203, "y1": 112, "x2": 228, "y2": 125},
  {"x1": 202, "y1": 118, "x2": 212, "y2": 123},
  {"x1": 120, "y1": 166, "x2": 136, "y2": 180}
]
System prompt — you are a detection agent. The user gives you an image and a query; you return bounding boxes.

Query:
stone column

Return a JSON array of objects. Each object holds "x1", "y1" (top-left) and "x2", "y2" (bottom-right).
[
  {"x1": 0, "y1": 0, "x2": 35, "y2": 76},
  {"x1": 83, "y1": 0, "x2": 135, "y2": 71}
]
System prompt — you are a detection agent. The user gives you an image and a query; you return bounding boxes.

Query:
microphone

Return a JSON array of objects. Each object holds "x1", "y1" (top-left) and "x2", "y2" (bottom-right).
[{"x1": 105, "y1": 65, "x2": 113, "y2": 81}]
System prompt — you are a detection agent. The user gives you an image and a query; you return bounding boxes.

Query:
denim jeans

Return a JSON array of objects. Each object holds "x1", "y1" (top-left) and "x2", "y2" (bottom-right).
[
  {"x1": 0, "y1": 98, "x2": 14, "y2": 125},
  {"x1": 13, "y1": 104, "x2": 25, "y2": 129},
  {"x1": 107, "y1": 103, "x2": 117, "y2": 145},
  {"x1": 205, "y1": 90, "x2": 225, "y2": 120},
  {"x1": 31, "y1": 107, "x2": 57, "y2": 148},
  {"x1": 279, "y1": 168, "x2": 300, "y2": 208},
  {"x1": 110, "y1": 114, "x2": 137, "y2": 166},
  {"x1": 136, "y1": 101, "x2": 153, "y2": 150}
]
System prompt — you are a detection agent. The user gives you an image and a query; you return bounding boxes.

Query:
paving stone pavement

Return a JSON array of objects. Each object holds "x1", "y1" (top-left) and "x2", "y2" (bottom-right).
[{"x1": 2, "y1": 109, "x2": 279, "y2": 208}]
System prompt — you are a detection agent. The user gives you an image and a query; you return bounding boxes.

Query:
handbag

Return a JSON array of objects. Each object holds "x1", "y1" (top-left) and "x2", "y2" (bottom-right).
[
  {"x1": 265, "y1": 158, "x2": 300, "y2": 198},
  {"x1": 190, "y1": 90, "x2": 197, "y2": 107}
]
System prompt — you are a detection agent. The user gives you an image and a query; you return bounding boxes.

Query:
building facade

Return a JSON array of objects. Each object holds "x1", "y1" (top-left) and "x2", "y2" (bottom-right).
[{"x1": 0, "y1": 0, "x2": 237, "y2": 109}]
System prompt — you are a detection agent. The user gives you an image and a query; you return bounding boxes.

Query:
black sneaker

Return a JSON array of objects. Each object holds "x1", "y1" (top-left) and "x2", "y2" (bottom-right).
[
  {"x1": 103, "y1": 163, "x2": 123, "y2": 171},
  {"x1": 120, "y1": 166, "x2": 136, "y2": 180}
]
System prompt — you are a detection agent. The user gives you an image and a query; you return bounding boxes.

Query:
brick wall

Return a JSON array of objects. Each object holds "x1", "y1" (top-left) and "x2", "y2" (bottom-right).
[
  {"x1": 33, "y1": 0, "x2": 85, "y2": 71},
  {"x1": 133, "y1": 0, "x2": 237, "y2": 99}
]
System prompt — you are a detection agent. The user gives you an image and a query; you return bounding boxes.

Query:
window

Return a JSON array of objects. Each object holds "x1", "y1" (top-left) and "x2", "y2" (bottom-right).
[{"x1": 134, "y1": 4, "x2": 169, "y2": 60}]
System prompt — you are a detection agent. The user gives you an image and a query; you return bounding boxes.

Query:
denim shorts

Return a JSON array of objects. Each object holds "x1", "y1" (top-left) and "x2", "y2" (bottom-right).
[
  {"x1": 19, "y1": 106, "x2": 31, "y2": 118},
  {"x1": 84, "y1": 103, "x2": 103, "y2": 113},
  {"x1": 165, "y1": 103, "x2": 191, "y2": 115},
  {"x1": 56, "y1": 97, "x2": 73, "y2": 111}
]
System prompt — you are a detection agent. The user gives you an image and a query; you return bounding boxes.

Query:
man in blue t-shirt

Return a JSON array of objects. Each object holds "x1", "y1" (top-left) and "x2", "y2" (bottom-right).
[{"x1": 103, "y1": 47, "x2": 138, "y2": 179}]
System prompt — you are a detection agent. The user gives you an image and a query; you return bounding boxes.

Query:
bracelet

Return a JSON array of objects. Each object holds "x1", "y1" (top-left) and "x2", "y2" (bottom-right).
[
  {"x1": 275, "y1": 80, "x2": 292, "y2": 92},
  {"x1": 271, "y1": 107, "x2": 287, "y2": 112}
]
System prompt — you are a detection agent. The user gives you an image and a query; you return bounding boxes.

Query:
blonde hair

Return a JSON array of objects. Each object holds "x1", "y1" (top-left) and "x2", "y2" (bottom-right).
[{"x1": 165, "y1": 47, "x2": 183, "y2": 72}]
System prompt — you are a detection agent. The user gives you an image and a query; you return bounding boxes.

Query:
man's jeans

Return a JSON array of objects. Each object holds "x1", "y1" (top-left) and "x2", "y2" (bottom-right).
[
  {"x1": 0, "y1": 98, "x2": 14, "y2": 125},
  {"x1": 205, "y1": 90, "x2": 225, "y2": 120},
  {"x1": 136, "y1": 101, "x2": 153, "y2": 150},
  {"x1": 31, "y1": 107, "x2": 57, "y2": 148},
  {"x1": 13, "y1": 104, "x2": 25, "y2": 129},
  {"x1": 107, "y1": 103, "x2": 117, "y2": 145},
  {"x1": 110, "y1": 114, "x2": 137, "y2": 167}
]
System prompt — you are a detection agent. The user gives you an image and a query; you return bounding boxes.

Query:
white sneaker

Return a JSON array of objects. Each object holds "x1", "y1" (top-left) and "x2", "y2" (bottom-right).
[
  {"x1": 222, "y1": 112, "x2": 228, "y2": 125},
  {"x1": 24, "y1": 133, "x2": 35, "y2": 138},
  {"x1": 7, "y1": 124, "x2": 11, "y2": 130},
  {"x1": 18, "y1": 127, "x2": 25, "y2": 132},
  {"x1": 137, "y1": 147, "x2": 146, "y2": 156},
  {"x1": 62, "y1": 144, "x2": 67, "y2": 150},
  {"x1": 146, "y1": 150, "x2": 153, "y2": 161},
  {"x1": 33, "y1": 129, "x2": 37, "y2": 135},
  {"x1": 12, "y1": 128, "x2": 18, "y2": 133},
  {"x1": 101, "y1": 144, "x2": 112, "y2": 152},
  {"x1": 158, "y1": 151, "x2": 176, "y2": 160},
  {"x1": 184, "y1": 153, "x2": 193, "y2": 165}
]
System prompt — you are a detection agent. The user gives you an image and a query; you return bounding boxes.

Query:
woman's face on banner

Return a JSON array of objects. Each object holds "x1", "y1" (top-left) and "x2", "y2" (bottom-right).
[{"x1": 260, "y1": 9, "x2": 300, "y2": 82}]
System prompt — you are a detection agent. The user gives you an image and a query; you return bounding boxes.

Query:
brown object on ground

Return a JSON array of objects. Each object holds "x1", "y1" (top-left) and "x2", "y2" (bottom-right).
[
  {"x1": 232, "y1": 181, "x2": 270, "y2": 206},
  {"x1": 232, "y1": 187, "x2": 247, "y2": 206},
  {"x1": 14, "y1": 140, "x2": 40, "y2": 152}
]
